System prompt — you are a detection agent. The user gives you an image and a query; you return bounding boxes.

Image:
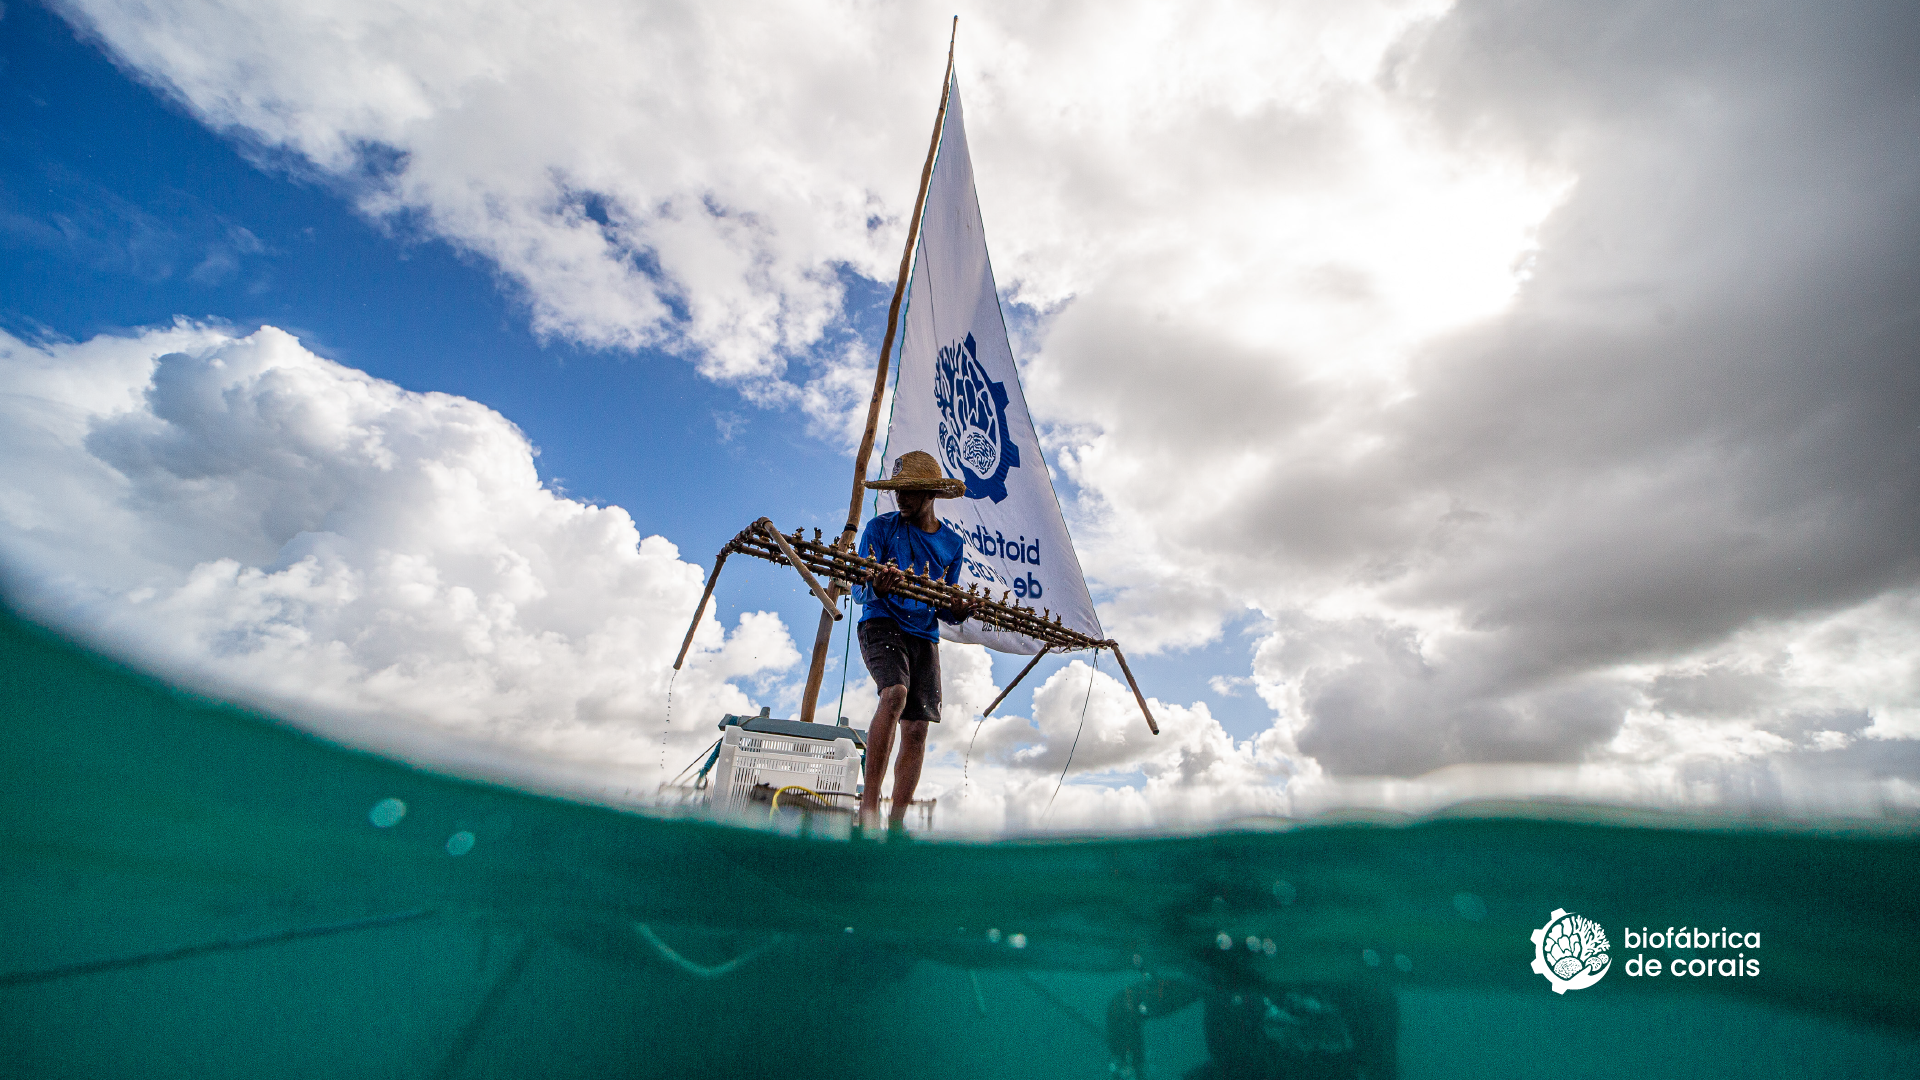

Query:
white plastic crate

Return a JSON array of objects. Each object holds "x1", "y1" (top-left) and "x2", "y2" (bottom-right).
[{"x1": 709, "y1": 721, "x2": 861, "y2": 817}]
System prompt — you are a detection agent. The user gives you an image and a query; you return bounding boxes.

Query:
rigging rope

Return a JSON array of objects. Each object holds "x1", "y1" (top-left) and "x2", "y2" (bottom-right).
[
  {"x1": 1044, "y1": 650, "x2": 1100, "y2": 817},
  {"x1": 963, "y1": 703, "x2": 987, "y2": 794},
  {"x1": 668, "y1": 737, "x2": 722, "y2": 788},
  {"x1": 634, "y1": 924, "x2": 786, "y2": 980}
]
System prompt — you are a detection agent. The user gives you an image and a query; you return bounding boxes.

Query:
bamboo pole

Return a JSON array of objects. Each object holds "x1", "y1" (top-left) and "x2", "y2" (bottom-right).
[
  {"x1": 1108, "y1": 644, "x2": 1159, "y2": 735},
  {"x1": 672, "y1": 549, "x2": 729, "y2": 671},
  {"x1": 760, "y1": 519, "x2": 842, "y2": 621},
  {"x1": 0, "y1": 909, "x2": 435, "y2": 987},
  {"x1": 799, "y1": 605, "x2": 841, "y2": 723},
  {"x1": 981, "y1": 645, "x2": 1050, "y2": 716},
  {"x1": 842, "y1": 16, "x2": 958, "y2": 545},
  {"x1": 431, "y1": 935, "x2": 543, "y2": 1080},
  {"x1": 800, "y1": 17, "x2": 958, "y2": 724}
]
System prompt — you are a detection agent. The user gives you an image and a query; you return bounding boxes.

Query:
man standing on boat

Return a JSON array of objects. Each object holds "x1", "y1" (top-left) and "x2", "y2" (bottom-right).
[{"x1": 851, "y1": 450, "x2": 981, "y2": 835}]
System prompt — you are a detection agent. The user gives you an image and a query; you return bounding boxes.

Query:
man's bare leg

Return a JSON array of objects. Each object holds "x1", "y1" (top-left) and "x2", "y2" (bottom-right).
[
  {"x1": 887, "y1": 720, "x2": 931, "y2": 828},
  {"x1": 859, "y1": 685, "x2": 909, "y2": 832}
]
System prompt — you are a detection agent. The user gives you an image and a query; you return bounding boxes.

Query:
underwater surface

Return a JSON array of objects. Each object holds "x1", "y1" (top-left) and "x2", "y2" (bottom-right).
[{"x1": 2, "y1": 604, "x2": 1917, "y2": 1079}]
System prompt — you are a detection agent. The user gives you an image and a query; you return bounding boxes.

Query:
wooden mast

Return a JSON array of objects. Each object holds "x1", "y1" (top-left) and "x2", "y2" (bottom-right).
[{"x1": 797, "y1": 18, "x2": 958, "y2": 724}]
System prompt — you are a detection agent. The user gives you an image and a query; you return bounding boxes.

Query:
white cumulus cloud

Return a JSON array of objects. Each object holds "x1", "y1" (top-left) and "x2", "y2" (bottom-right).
[{"x1": 0, "y1": 324, "x2": 793, "y2": 795}]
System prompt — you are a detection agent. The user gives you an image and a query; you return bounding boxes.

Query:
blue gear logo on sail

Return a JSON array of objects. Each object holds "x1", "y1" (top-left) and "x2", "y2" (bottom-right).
[{"x1": 935, "y1": 332, "x2": 1020, "y2": 503}]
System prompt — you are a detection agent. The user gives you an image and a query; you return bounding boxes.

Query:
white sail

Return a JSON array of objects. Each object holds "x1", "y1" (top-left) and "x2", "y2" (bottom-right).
[{"x1": 876, "y1": 74, "x2": 1101, "y2": 655}]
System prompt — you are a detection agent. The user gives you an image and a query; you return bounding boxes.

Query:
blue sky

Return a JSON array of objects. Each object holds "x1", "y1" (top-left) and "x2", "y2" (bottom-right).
[{"x1": 3, "y1": 1, "x2": 841, "y2": 552}]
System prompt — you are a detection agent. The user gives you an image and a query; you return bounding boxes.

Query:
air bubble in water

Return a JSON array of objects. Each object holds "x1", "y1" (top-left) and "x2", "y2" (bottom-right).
[
  {"x1": 1453, "y1": 892, "x2": 1488, "y2": 921},
  {"x1": 369, "y1": 798, "x2": 406, "y2": 828}
]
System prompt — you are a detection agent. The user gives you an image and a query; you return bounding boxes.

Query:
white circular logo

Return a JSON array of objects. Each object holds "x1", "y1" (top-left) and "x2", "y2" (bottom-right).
[{"x1": 1530, "y1": 908, "x2": 1611, "y2": 993}]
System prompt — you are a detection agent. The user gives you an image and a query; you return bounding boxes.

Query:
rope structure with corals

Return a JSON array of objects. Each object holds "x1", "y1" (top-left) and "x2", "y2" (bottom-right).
[{"x1": 672, "y1": 517, "x2": 1158, "y2": 734}]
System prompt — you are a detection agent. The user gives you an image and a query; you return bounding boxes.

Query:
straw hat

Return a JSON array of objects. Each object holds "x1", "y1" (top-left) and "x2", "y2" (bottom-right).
[{"x1": 866, "y1": 450, "x2": 967, "y2": 498}]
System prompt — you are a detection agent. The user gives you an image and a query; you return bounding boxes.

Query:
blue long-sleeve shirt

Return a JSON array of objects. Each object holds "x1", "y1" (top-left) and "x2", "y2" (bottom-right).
[{"x1": 852, "y1": 511, "x2": 968, "y2": 642}]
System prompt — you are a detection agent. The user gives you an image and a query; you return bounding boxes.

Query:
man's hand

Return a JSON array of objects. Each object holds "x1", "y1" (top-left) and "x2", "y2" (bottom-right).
[
  {"x1": 864, "y1": 564, "x2": 980, "y2": 621},
  {"x1": 865, "y1": 564, "x2": 907, "y2": 596},
  {"x1": 943, "y1": 592, "x2": 984, "y2": 622}
]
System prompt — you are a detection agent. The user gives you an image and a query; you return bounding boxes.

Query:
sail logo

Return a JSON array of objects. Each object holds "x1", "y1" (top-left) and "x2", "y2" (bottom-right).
[
  {"x1": 935, "y1": 332, "x2": 1020, "y2": 503},
  {"x1": 1530, "y1": 908, "x2": 1611, "y2": 993}
]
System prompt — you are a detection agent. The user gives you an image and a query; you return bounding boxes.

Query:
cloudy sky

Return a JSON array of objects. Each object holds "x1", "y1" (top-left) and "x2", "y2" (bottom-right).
[{"x1": 3, "y1": 0, "x2": 1916, "y2": 832}]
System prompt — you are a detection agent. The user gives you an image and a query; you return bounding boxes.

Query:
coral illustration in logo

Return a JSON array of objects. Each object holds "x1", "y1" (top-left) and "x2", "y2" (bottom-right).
[
  {"x1": 1530, "y1": 908, "x2": 1611, "y2": 993},
  {"x1": 934, "y1": 332, "x2": 1019, "y2": 503}
]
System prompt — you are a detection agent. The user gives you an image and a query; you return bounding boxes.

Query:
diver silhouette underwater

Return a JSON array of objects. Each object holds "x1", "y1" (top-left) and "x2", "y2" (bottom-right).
[{"x1": 1105, "y1": 973, "x2": 1398, "y2": 1080}]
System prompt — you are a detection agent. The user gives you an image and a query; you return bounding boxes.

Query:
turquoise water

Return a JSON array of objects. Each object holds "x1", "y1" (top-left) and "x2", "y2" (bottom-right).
[{"x1": 2, "y1": 604, "x2": 1915, "y2": 1078}]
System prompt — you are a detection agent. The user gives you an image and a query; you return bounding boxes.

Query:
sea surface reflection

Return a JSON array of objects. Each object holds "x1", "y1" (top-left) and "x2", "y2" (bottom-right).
[{"x1": 2, "y1": 607, "x2": 1915, "y2": 1078}]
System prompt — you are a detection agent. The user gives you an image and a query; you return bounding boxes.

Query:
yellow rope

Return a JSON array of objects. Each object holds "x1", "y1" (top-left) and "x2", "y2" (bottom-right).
[{"x1": 769, "y1": 784, "x2": 823, "y2": 818}]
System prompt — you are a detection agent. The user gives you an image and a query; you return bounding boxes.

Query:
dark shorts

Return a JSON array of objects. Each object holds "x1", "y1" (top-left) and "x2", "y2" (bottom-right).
[{"x1": 858, "y1": 617, "x2": 942, "y2": 724}]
